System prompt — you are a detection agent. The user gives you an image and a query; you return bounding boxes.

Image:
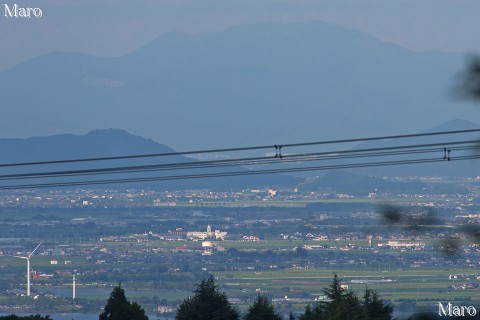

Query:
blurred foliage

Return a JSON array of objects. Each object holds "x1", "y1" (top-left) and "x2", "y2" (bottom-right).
[
  {"x1": 454, "y1": 55, "x2": 480, "y2": 102},
  {"x1": 380, "y1": 203, "x2": 479, "y2": 258},
  {"x1": 380, "y1": 204, "x2": 441, "y2": 232},
  {"x1": 460, "y1": 224, "x2": 480, "y2": 243},
  {"x1": 438, "y1": 238, "x2": 462, "y2": 258}
]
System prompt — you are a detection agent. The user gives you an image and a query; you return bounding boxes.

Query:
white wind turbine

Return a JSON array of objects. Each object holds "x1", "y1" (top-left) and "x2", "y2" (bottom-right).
[{"x1": 15, "y1": 241, "x2": 43, "y2": 297}]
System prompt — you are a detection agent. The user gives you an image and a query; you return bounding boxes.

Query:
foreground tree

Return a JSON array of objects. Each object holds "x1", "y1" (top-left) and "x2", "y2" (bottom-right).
[
  {"x1": 244, "y1": 295, "x2": 282, "y2": 320},
  {"x1": 289, "y1": 311, "x2": 296, "y2": 320},
  {"x1": 363, "y1": 289, "x2": 394, "y2": 320},
  {"x1": 176, "y1": 276, "x2": 239, "y2": 320},
  {"x1": 99, "y1": 284, "x2": 148, "y2": 320},
  {"x1": 299, "y1": 274, "x2": 392, "y2": 320},
  {"x1": 300, "y1": 304, "x2": 316, "y2": 320}
]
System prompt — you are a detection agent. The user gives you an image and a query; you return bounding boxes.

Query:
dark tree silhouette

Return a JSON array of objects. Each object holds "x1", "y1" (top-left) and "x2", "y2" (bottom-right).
[
  {"x1": 175, "y1": 276, "x2": 239, "y2": 320},
  {"x1": 300, "y1": 273, "x2": 365, "y2": 320},
  {"x1": 323, "y1": 273, "x2": 345, "y2": 303},
  {"x1": 244, "y1": 295, "x2": 282, "y2": 320},
  {"x1": 99, "y1": 284, "x2": 148, "y2": 320},
  {"x1": 299, "y1": 274, "x2": 393, "y2": 320},
  {"x1": 299, "y1": 304, "x2": 315, "y2": 320},
  {"x1": 363, "y1": 289, "x2": 394, "y2": 320},
  {"x1": 332, "y1": 290, "x2": 368, "y2": 320}
]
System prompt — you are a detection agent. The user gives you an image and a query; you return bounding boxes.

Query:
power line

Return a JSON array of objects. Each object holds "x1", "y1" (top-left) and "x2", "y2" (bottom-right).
[
  {"x1": 0, "y1": 155, "x2": 478, "y2": 190},
  {"x1": 0, "y1": 129, "x2": 478, "y2": 190},
  {"x1": 0, "y1": 128, "x2": 479, "y2": 168},
  {"x1": 0, "y1": 140, "x2": 477, "y2": 181}
]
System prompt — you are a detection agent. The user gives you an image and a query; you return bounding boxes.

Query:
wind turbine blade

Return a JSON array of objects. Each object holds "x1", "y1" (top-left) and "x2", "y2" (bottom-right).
[
  {"x1": 13, "y1": 256, "x2": 28, "y2": 259},
  {"x1": 28, "y1": 241, "x2": 44, "y2": 258}
]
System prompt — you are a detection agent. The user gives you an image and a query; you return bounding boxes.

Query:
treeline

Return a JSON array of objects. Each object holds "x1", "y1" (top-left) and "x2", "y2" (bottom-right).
[
  {"x1": 174, "y1": 274, "x2": 393, "y2": 320},
  {"x1": 99, "y1": 274, "x2": 394, "y2": 320}
]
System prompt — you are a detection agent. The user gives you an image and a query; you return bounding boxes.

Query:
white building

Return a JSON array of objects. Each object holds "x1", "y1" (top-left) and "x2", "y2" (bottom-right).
[{"x1": 187, "y1": 225, "x2": 227, "y2": 240}]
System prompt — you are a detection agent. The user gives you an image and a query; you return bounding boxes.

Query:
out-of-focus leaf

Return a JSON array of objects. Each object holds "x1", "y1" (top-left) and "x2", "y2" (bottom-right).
[
  {"x1": 453, "y1": 55, "x2": 480, "y2": 102},
  {"x1": 381, "y1": 204, "x2": 402, "y2": 225},
  {"x1": 438, "y1": 238, "x2": 462, "y2": 257},
  {"x1": 460, "y1": 224, "x2": 480, "y2": 243}
]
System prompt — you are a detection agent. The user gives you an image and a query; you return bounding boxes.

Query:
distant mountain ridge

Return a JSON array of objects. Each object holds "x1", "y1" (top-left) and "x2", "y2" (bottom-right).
[
  {"x1": 0, "y1": 129, "x2": 174, "y2": 163},
  {"x1": 0, "y1": 20, "x2": 477, "y2": 150},
  {"x1": 0, "y1": 129, "x2": 299, "y2": 190}
]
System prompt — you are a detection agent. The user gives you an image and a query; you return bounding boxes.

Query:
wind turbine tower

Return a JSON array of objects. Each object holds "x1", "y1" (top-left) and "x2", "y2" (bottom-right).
[
  {"x1": 73, "y1": 274, "x2": 76, "y2": 300},
  {"x1": 15, "y1": 241, "x2": 43, "y2": 297}
]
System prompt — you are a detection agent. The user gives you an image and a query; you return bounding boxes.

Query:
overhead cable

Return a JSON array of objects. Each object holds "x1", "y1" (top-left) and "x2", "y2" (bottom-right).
[
  {"x1": 0, "y1": 155, "x2": 479, "y2": 190},
  {"x1": 0, "y1": 128, "x2": 478, "y2": 168}
]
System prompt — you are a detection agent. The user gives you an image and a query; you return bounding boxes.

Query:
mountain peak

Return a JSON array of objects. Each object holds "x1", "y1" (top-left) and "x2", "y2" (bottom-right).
[
  {"x1": 0, "y1": 21, "x2": 475, "y2": 150},
  {"x1": 86, "y1": 128, "x2": 138, "y2": 138}
]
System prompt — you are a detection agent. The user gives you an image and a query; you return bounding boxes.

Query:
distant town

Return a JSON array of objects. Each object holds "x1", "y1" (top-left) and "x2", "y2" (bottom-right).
[{"x1": 0, "y1": 177, "x2": 479, "y2": 317}]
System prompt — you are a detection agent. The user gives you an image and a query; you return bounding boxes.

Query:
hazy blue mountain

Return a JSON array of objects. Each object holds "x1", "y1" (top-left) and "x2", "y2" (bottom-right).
[
  {"x1": 0, "y1": 21, "x2": 477, "y2": 150},
  {"x1": 0, "y1": 129, "x2": 299, "y2": 190}
]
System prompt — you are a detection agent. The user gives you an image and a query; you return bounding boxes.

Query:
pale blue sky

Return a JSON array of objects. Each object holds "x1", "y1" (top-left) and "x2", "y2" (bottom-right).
[{"x1": 1, "y1": 0, "x2": 480, "y2": 71}]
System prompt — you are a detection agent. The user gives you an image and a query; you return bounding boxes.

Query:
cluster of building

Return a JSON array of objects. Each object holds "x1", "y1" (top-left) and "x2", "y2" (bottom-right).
[
  {"x1": 377, "y1": 241, "x2": 425, "y2": 250},
  {"x1": 186, "y1": 225, "x2": 228, "y2": 240}
]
